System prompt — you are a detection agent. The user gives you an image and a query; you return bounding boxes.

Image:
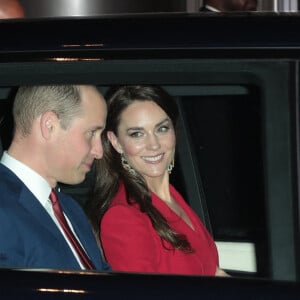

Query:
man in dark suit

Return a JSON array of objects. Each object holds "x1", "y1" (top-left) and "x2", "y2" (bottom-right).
[
  {"x1": 0, "y1": 85, "x2": 110, "y2": 271},
  {"x1": 200, "y1": 0, "x2": 257, "y2": 12}
]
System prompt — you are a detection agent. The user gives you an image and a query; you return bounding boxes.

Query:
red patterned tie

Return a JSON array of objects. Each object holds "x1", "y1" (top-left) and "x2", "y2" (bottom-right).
[{"x1": 50, "y1": 189, "x2": 95, "y2": 270}]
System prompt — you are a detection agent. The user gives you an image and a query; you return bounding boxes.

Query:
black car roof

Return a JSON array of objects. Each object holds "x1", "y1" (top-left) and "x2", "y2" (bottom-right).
[{"x1": 1, "y1": 12, "x2": 300, "y2": 61}]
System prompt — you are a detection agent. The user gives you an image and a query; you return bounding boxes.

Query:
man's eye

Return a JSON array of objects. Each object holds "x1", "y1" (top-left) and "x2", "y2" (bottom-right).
[{"x1": 87, "y1": 130, "x2": 96, "y2": 139}]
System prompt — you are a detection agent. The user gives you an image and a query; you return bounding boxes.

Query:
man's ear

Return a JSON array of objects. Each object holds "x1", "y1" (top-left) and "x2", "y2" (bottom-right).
[
  {"x1": 107, "y1": 131, "x2": 123, "y2": 154},
  {"x1": 40, "y1": 111, "x2": 58, "y2": 140}
]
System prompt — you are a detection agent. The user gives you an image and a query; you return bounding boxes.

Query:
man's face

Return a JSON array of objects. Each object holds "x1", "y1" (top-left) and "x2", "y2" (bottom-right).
[{"x1": 49, "y1": 86, "x2": 107, "y2": 185}]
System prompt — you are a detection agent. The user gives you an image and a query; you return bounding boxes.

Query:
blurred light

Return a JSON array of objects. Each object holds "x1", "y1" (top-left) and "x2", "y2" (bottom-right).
[
  {"x1": 47, "y1": 58, "x2": 104, "y2": 61},
  {"x1": 62, "y1": 43, "x2": 104, "y2": 48},
  {"x1": 38, "y1": 288, "x2": 87, "y2": 294}
]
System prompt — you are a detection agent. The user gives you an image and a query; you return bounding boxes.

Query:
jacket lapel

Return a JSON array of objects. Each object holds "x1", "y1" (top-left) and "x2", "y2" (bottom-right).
[{"x1": 18, "y1": 186, "x2": 67, "y2": 241}]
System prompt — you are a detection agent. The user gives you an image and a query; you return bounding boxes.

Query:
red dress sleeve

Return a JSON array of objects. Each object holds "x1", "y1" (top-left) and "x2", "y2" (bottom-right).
[{"x1": 100, "y1": 204, "x2": 159, "y2": 273}]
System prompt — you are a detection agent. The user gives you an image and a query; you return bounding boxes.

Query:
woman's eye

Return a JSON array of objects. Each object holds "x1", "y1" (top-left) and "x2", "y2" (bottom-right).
[
  {"x1": 129, "y1": 131, "x2": 142, "y2": 138},
  {"x1": 158, "y1": 125, "x2": 169, "y2": 132}
]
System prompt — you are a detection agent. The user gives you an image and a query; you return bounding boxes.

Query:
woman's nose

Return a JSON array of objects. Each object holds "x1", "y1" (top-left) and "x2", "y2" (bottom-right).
[{"x1": 146, "y1": 134, "x2": 160, "y2": 150}]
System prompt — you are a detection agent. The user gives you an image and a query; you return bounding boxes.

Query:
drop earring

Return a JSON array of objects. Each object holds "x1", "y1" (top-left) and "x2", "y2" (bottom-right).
[
  {"x1": 168, "y1": 158, "x2": 175, "y2": 174},
  {"x1": 121, "y1": 153, "x2": 137, "y2": 176}
]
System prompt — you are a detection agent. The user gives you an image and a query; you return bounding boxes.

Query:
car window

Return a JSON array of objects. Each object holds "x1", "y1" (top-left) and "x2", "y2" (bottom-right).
[
  {"x1": 167, "y1": 85, "x2": 267, "y2": 277},
  {"x1": 0, "y1": 59, "x2": 297, "y2": 282}
]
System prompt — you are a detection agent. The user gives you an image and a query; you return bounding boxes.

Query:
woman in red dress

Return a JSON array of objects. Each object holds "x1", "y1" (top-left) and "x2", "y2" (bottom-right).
[{"x1": 87, "y1": 85, "x2": 226, "y2": 276}]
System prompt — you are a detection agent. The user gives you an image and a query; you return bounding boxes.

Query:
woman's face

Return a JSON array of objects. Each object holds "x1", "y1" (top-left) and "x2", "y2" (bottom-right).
[{"x1": 107, "y1": 100, "x2": 176, "y2": 182}]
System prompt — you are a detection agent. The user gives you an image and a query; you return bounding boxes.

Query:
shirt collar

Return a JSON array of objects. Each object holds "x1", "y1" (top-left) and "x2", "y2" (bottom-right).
[{"x1": 1, "y1": 151, "x2": 51, "y2": 206}]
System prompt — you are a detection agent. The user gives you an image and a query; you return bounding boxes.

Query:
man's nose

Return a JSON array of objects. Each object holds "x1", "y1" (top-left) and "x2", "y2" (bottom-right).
[{"x1": 91, "y1": 138, "x2": 103, "y2": 159}]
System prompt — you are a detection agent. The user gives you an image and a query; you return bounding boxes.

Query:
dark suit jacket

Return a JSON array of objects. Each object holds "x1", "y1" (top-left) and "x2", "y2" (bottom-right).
[{"x1": 0, "y1": 163, "x2": 110, "y2": 271}]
